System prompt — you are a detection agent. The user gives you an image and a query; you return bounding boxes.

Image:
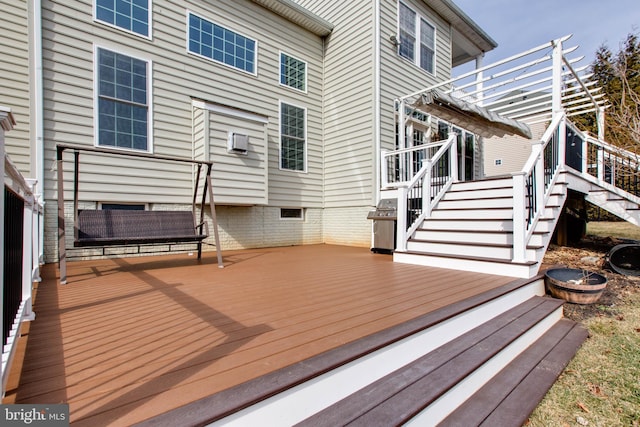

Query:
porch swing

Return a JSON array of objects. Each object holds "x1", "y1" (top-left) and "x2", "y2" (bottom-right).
[{"x1": 56, "y1": 143, "x2": 224, "y2": 284}]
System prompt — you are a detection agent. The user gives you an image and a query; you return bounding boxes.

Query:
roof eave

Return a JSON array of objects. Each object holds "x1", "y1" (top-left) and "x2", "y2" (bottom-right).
[
  {"x1": 250, "y1": 0, "x2": 334, "y2": 37},
  {"x1": 426, "y1": 0, "x2": 498, "y2": 66}
]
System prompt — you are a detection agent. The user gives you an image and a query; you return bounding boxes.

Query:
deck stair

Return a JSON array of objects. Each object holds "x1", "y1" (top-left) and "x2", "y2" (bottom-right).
[
  {"x1": 137, "y1": 275, "x2": 587, "y2": 427},
  {"x1": 565, "y1": 170, "x2": 640, "y2": 227},
  {"x1": 394, "y1": 176, "x2": 568, "y2": 278}
]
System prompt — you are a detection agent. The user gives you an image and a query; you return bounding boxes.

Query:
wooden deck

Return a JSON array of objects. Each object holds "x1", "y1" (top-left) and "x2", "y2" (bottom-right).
[{"x1": 3, "y1": 244, "x2": 516, "y2": 426}]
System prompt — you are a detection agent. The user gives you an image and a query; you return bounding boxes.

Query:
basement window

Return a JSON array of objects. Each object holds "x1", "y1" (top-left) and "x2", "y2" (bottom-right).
[
  {"x1": 280, "y1": 208, "x2": 304, "y2": 220},
  {"x1": 101, "y1": 203, "x2": 146, "y2": 210}
]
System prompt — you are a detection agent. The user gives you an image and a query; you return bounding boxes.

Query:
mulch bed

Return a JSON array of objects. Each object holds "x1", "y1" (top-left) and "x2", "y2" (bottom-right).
[{"x1": 541, "y1": 236, "x2": 640, "y2": 322}]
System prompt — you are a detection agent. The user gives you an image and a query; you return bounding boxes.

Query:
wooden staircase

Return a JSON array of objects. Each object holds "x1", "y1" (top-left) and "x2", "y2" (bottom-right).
[
  {"x1": 394, "y1": 177, "x2": 568, "y2": 278},
  {"x1": 136, "y1": 275, "x2": 588, "y2": 427}
]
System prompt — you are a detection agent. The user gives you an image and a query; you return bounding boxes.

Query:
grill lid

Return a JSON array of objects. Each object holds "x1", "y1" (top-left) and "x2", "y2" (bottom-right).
[{"x1": 367, "y1": 198, "x2": 397, "y2": 220}]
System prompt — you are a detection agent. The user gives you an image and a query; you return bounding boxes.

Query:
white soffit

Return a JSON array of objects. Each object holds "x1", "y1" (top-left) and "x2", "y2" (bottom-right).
[{"x1": 250, "y1": 0, "x2": 334, "y2": 37}]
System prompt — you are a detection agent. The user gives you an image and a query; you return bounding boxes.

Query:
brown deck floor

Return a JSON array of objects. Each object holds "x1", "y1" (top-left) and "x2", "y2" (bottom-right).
[{"x1": 3, "y1": 244, "x2": 515, "y2": 426}]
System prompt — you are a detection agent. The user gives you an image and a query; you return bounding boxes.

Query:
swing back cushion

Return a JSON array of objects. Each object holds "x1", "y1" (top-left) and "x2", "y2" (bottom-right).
[{"x1": 75, "y1": 209, "x2": 207, "y2": 247}]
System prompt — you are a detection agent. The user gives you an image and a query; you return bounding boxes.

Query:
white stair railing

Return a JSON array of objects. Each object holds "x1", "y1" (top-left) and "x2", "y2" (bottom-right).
[
  {"x1": 396, "y1": 134, "x2": 457, "y2": 251},
  {"x1": 512, "y1": 113, "x2": 565, "y2": 262},
  {"x1": 380, "y1": 140, "x2": 447, "y2": 188}
]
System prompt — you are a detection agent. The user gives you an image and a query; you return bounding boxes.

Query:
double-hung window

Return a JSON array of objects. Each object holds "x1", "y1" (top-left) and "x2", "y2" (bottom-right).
[
  {"x1": 188, "y1": 12, "x2": 256, "y2": 74},
  {"x1": 398, "y1": 2, "x2": 436, "y2": 74},
  {"x1": 97, "y1": 48, "x2": 150, "y2": 151},
  {"x1": 280, "y1": 53, "x2": 306, "y2": 92},
  {"x1": 280, "y1": 102, "x2": 306, "y2": 172},
  {"x1": 95, "y1": 0, "x2": 150, "y2": 37}
]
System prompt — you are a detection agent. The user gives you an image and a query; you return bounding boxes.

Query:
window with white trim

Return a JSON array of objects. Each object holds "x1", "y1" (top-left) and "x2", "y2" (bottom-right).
[
  {"x1": 280, "y1": 102, "x2": 306, "y2": 171},
  {"x1": 95, "y1": 0, "x2": 150, "y2": 37},
  {"x1": 97, "y1": 48, "x2": 150, "y2": 150},
  {"x1": 280, "y1": 53, "x2": 306, "y2": 92},
  {"x1": 188, "y1": 12, "x2": 256, "y2": 74},
  {"x1": 398, "y1": 2, "x2": 436, "y2": 74},
  {"x1": 280, "y1": 208, "x2": 304, "y2": 220}
]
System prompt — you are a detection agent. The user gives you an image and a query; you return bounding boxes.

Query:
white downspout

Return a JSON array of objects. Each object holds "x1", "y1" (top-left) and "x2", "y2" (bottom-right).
[
  {"x1": 373, "y1": 0, "x2": 381, "y2": 204},
  {"x1": 33, "y1": 0, "x2": 45, "y2": 264}
]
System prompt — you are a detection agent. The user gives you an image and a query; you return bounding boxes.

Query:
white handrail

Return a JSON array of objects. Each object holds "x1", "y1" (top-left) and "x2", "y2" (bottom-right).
[
  {"x1": 512, "y1": 112, "x2": 565, "y2": 262},
  {"x1": 396, "y1": 134, "x2": 457, "y2": 251},
  {"x1": 381, "y1": 139, "x2": 448, "y2": 188}
]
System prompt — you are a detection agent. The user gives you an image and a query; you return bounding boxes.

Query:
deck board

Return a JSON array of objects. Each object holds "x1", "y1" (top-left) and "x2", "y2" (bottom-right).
[{"x1": 3, "y1": 244, "x2": 515, "y2": 426}]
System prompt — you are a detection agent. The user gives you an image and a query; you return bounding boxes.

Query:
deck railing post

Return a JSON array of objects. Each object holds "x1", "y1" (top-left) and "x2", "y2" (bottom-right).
[
  {"x1": 56, "y1": 146, "x2": 67, "y2": 284},
  {"x1": 396, "y1": 185, "x2": 408, "y2": 252},
  {"x1": 581, "y1": 133, "x2": 589, "y2": 176},
  {"x1": 558, "y1": 115, "x2": 567, "y2": 169},
  {"x1": 22, "y1": 196, "x2": 35, "y2": 321},
  {"x1": 380, "y1": 150, "x2": 388, "y2": 188},
  {"x1": 26, "y1": 179, "x2": 41, "y2": 283},
  {"x1": 450, "y1": 133, "x2": 458, "y2": 183},
  {"x1": 534, "y1": 146, "x2": 544, "y2": 219},
  {"x1": 512, "y1": 172, "x2": 527, "y2": 263},
  {"x1": 597, "y1": 145, "x2": 605, "y2": 182},
  {"x1": 423, "y1": 160, "x2": 433, "y2": 217}
]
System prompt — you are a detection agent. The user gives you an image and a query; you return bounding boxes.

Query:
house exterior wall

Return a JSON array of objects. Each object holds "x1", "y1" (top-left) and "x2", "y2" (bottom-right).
[
  {"x1": 0, "y1": 0, "x2": 33, "y2": 177},
  {"x1": 299, "y1": 0, "x2": 456, "y2": 247},
  {"x1": 37, "y1": 0, "x2": 326, "y2": 261},
  {"x1": 298, "y1": 0, "x2": 376, "y2": 208},
  {"x1": 483, "y1": 121, "x2": 547, "y2": 177},
  {"x1": 5, "y1": 0, "x2": 486, "y2": 261}
]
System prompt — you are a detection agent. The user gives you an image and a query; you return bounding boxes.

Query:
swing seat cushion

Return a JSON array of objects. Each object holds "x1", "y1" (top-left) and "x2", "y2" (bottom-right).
[{"x1": 75, "y1": 210, "x2": 208, "y2": 247}]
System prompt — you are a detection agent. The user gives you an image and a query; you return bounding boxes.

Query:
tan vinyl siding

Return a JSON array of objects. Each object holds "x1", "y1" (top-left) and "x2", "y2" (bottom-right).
[
  {"x1": 299, "y1": 0, "x2": 456, "y2": 208},
  {"x1": 41, "y1": 0, "x2": 324, "y2": 209},
  {"x1": 298, "y1": 0, "x2": 377, "y2": 208},
  {"x1": 379, "y1": 0, "x2": 453, "y2": 152},
  {"x1": 483, "y1": 122, "x2": 546, "y2": 177},
  {"x1": 192, "y1": 106, "x2": 206, "y2": 161},
  {"x1": 208, "y1": 109, "x2": 268, "y2": 205},
  {"x1": 0, "y1": 0, "x2": 32, "y2": 176}
]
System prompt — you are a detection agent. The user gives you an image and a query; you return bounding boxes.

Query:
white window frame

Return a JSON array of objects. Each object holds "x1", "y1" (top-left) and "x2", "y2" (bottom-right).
[
  {"x1": 186, "y1": 11, "x2": 258, "y2": 76},
  {"x1": 279, "y1": 51, "x2": 307, "y2": 93},
  {"x1": 278, "y1": 101, "x2": 308, "y2": 173},
  {"x1": 279, "y1": 208, "x2": 305, "y2": 221},
  {"x1": 397, "y1": 1, "x2": 437, "y2": 75},
  {"x1": 93, "y1": 44, "x2": 153, "y2": 153},
  {"x1": 94, "y1": 0, "x2": 152, "y2": 40}
]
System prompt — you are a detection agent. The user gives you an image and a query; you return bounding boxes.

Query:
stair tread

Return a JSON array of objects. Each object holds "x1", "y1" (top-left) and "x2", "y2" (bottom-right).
[
  {"x1": 423, "y1": 217, "x2": 554, "y2": 222},
  {"x1": 440, "y1": 318, "x2": 588, "y2": 426},
  {"x1": 441, "y1": 195, "x2": 512, "y2": 202},
  {"x1": 417, "y1": 228, "x2": 549, "y2": 236},
  {"x1": 296, "y1": 297, "x2": 564, "y2": 427},
  {"x1": 447, "y1": 186, "x2": 513, "y2": 193},
  {"x1": 479, "y1": 321, "x2": 589, "y2": 426},
  {"x1": 409, "y1": 238, "x2": 544, "y2": 250},
  {"x1": 400, "y1": 250, "x2": 538, "y2": 266},
  {"x1": 433, "y1": 206, "x2": 512, "y2": 211}
]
